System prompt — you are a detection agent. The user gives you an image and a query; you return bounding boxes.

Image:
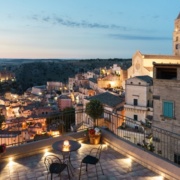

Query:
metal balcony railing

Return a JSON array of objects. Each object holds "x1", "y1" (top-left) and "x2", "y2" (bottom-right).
[{"x1": 0, "y1": 109, "x2": 179, "y2": 166}]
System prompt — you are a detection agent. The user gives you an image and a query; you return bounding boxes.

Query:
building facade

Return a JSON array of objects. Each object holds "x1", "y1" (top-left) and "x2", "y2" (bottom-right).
[
  {"x1": 57, "y1": 95, "x2": 72, "y2": 111},
  {"x1": 153, "y1": 63, "x2": 180, "y2": 134},
  {"x1": 124, "y1": 75, "x2": 153, "y2": 124},
  {"x1": 173, "y1": 13, "x2": 180, "y2": 56}
]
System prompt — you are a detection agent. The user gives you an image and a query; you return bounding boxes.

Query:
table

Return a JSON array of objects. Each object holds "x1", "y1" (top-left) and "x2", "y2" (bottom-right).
[{"x1": 52, "y1": 140, "x2": 81, "y2": 172}]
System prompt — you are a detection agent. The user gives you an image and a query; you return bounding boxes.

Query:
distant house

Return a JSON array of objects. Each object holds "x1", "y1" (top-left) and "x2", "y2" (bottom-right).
[
  {"x1": 97, "y1": 74, "x2": 121, "y2": 89},
  {"x1": 47, "y1": 81, "x2": 63, "y2": 92},
  {"x1": 0, "y1": 70, "x2": 15, "y2": 82},
  {"x1": 31, "y1": 85, "x2": 46, "y2": 96},
  {"x1": 0, "y1": 130, "x2": 29, "y2": 145},
  {"x1": 57, "y1": 95, "x2": 72, "y2": 111}
]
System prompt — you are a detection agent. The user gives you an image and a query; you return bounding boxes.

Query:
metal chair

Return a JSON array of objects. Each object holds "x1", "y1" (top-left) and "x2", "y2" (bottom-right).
[
  {"x1": 79, "y1": 144, "x2": 104, "y2": 179},
  {"x1": 44, "y1": 154, "x2": 70, "y2": 180}
]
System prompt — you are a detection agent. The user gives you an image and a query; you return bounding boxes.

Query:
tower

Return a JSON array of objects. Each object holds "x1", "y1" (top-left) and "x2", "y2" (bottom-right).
[{"x1": 173, "y1": 13, "x2": 180, "y2": 56}]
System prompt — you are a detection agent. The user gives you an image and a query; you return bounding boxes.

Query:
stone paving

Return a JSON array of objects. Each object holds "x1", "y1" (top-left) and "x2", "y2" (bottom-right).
[{"x1": 0, "y1": 143, "x2": 164, "y2": 180}]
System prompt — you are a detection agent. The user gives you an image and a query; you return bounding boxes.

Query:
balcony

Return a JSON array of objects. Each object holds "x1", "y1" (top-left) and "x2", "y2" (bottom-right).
[
  {"x1": 0, "y1": 130, "x2": 179, "y2": 180},
  {"x1": 124, "y1": 104, "x2": 148, "y2": 111}
]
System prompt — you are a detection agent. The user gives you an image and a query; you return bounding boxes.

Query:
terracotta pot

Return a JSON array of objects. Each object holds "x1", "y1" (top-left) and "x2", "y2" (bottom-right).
[{"x1": 89, "y1": 134, "x2": 101, "y2": 145}]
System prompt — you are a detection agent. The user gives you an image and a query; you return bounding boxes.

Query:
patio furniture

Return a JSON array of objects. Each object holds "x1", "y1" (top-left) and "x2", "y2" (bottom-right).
[
  {"x1": 44, "y1": 154, "x2": 70, "y2": 180},
  {"x1": 79, "y1": 144, "x2": 104, "y2": 179},
  {"x1": 52, "y1": 140, "x2": 81, "y2": 172}
]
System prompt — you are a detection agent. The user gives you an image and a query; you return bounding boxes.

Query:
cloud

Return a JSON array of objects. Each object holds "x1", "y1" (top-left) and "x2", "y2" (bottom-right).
[
  {"x1": 42, "y1": 16, "x2": 50, "y2": 22},
  {"x1": 109, "y1": 34, "x2": 171, "y2": 41},
  {"x1": 31, "y1": 14, "x2": 127, "y2": 30},
  {"x1": 53, "y1": 16, "x2": 128, "y2": 30}
]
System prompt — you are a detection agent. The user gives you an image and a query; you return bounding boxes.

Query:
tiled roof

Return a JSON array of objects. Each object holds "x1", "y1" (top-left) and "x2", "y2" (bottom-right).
[
  {"x1": 135, "y1": 75, "x2": 153, "y2": 84},
  {"x1": 86, "y1": 92, "x2": 124, "y2": 107}
]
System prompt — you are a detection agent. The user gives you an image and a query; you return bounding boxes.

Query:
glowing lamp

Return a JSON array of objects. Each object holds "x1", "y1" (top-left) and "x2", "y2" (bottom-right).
[
  {"x1": 63, "y1": 140, "x2": 70, "y2": 147},
  {"x1": 63, "y1": 140, "x2": 70, "y2": 151}
]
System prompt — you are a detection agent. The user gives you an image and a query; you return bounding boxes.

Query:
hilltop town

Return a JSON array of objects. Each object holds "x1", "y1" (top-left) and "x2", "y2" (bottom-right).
[{"x1": 0, "y1": 12, "x2": 180, "y2": 168}]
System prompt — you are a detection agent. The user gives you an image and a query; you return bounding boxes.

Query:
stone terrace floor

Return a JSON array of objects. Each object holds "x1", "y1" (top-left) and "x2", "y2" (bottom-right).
[{"x1": 0, "y1": 143, "x2": 164, "y2": 180}]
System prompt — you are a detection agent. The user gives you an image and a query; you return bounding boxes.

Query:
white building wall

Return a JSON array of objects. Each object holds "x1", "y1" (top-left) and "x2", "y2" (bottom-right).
[{"x1": 125, "y1": 77, "x2": 152, "y2": 123}]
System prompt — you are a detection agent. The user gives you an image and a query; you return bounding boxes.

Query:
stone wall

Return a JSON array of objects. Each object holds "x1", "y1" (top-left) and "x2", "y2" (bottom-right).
[{"x1": 102, "y1": 129, "x2": 180, "y2": 180}]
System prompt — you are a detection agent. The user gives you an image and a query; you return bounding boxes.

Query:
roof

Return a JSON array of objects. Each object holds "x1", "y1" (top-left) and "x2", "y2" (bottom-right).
[
  {"x1": 89, "y1": 78, "x2": 97, "y2": 83},
  {"x1": 86, "y1": 92, "x2": 124, "y2": 108},
  {"x1": 143, "y1": 54, "x2": 180, "y2": 60},
  {"x1": 135, "y1": 75, "x2": 153, "y2": 84},
  {"x1": 59, "y1": 95, "x2": 71, "y2": 99}
]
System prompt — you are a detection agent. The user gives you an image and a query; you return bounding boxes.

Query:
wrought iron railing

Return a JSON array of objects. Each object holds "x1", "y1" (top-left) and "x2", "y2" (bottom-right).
[{"x1": 0, "y1": 108, "x2": 179, "y2": 166}]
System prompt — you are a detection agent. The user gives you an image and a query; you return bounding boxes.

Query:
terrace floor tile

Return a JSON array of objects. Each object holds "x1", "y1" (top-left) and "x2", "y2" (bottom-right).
[{"x1": 0, "y1": 143, "x2": 163, "y2": 180}]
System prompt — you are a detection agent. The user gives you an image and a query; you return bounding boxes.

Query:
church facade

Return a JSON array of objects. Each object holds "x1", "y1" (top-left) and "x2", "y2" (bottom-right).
[{"x1": 128, "y1": 13, "x2": 180, "y2": 79}]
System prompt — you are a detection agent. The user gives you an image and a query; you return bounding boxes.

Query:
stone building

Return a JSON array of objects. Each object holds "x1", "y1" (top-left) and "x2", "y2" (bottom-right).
[
  {"x1": 57, "y1": 95, "x2": 72, "y2": 111},
  {"x1": 46, "y1": 81, "x2": 63, "y2": 92},
  {"x1": 127, "y1": 51, "x2": 180, "y2": 79},
  {"x1": 0, "y1": 70, "x2": 15, "y2": 82},
  {"x1": 97, "y1": 74, "x2": 121, "y2": 89},
  {"x1": 128, "y1": 14, "x2": 180, "y2": 80},
  {"x1": 153, "y1": 63, "x2": 180, "y2": 134},
  {"x1": 124, "y1": 75, "x2": 153, "y2": 125},
  {"x1": 173, "y1": 13, "x2": 180, "y2": 56}
]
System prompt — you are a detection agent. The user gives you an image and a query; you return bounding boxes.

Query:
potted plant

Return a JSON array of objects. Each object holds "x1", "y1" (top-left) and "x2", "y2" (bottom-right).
[
  {"x1": 88, "y1": 127, "x2": 101, "y2": 144},
  {"x1": 85, "y1": 99, "x2": 104, "y2": 144}
]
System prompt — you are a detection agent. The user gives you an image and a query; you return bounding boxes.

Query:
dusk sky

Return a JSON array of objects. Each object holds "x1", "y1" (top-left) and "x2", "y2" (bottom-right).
[{"x1": 0, "y1": 0, "x2": 180, "y2": 59}]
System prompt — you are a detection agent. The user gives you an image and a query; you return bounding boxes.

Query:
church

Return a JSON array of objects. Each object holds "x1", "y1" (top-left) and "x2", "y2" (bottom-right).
[
  {"x1": 127, "y1": 13, "x2": 180, "y2": 78},
  {"x1": 124, "y1": 13, "x2": 180, "y2": 134}
]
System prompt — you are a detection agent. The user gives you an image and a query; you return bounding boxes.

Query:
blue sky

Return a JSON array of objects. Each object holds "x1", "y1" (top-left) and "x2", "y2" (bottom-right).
[{"x1": 0, "y1": 0, "x2": 180, "y2": 59}]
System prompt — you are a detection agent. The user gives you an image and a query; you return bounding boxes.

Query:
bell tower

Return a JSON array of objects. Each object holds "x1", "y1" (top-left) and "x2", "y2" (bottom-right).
[{"x1": 173, "y1": 13, "x2": 180, "y2": 56}]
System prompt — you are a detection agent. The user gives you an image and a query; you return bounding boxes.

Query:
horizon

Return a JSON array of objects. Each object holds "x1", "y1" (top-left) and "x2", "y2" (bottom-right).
[{"x1": 0, "y1": 0, "x2": 180, "y2": 59}]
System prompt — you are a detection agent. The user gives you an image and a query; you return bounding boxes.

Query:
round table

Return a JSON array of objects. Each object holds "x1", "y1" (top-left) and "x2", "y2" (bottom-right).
[
  {"x1": 52, "y1": 140, "x2": 81, "y2": 173},
  {"x1": 52, "y1": 140, "x2": 81, "y2": 152}
]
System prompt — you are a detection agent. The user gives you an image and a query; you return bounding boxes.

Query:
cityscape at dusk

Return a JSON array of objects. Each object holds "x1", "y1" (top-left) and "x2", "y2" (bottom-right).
[
  {"x1": 0, "y1": 1, "x2": 180, "y2": 180},
  {"x1": 0, "y1": 0, "x2": 180, "y2": 59}
]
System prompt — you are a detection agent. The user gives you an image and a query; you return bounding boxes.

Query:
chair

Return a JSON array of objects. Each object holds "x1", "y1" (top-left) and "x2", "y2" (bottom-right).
[
  {"x1": 79, "y1": 144, "x2": 104, "y2": 179},
  {"x1": 44, "y1": 154, "x2": 70, "y2": 180}
]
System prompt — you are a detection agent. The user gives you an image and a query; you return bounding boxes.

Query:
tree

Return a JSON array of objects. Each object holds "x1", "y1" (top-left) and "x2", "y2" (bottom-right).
[
  {"x1": 0, "y1": 115, "x2": 5, "y2": 129},
  {"x1": 85, "y1": 99, "x2": 104, "y2": 127}
]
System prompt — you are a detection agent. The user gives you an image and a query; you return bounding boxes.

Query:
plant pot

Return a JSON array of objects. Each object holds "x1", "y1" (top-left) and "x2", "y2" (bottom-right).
[{"x1": 89, "y1": 134, "x2": 101, "y2": 145}]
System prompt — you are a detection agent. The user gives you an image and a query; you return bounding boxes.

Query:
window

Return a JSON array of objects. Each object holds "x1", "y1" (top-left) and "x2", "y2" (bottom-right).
[
  {"x1": 134, "y1": 99, "x2": 138, "y2": 106},
  {"x1": 163, "y1": 101, "x2": 174, "y2": 118},
  {"x1": 156, "y1": 68, "x2": 177, "y2": 80},
  {"x1": 134, "y1": 115, "x2": 138, "y2": 121},
  {"x1": 174, "y1": 153, "x2": 180, "y2": 165}
]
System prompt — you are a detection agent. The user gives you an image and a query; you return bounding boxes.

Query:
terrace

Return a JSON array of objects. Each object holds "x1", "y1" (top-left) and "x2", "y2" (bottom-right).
[
  {"x1": 0, "y1": 110, "x2": 180, "y2": 180},
  {"x1": 0, "y1": 129, "x2": 179, "y2": 180}
]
